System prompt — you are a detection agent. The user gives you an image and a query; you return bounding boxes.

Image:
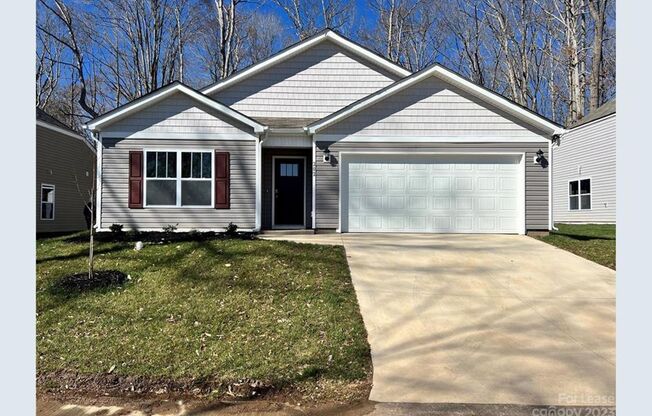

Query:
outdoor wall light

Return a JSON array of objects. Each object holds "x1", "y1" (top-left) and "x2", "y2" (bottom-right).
[
  {"x1": 323, "y1": 148, "x2": 331, "y2": 163},
  {"x1": 535, "y1": 149, "x2": 544, "y2": 164}
]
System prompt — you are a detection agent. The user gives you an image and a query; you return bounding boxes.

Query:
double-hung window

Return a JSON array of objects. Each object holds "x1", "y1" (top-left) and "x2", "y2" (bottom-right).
[
  {"x1": 145, "y1": 151, "x2": 213, "y2": 207},
  {"x1": 41, "y1": 184, "x2": 55, "y2": 220},
  {"x1": 569, "y1": 178, "x2": 591, "y2": 210}
]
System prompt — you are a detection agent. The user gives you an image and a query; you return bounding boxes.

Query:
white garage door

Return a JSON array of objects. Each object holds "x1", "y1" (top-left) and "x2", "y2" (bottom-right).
[{"x1": 342, "y1": 154, "x2": 523, "y2": 233}]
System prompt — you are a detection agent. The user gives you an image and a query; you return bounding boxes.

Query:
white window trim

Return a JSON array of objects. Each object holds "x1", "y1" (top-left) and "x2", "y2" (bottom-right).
[
  {"x1": 40, "y1": 184, "x2": 55, "y2": 221},
  {"x1": 271, "y1": 155, "x2": 307, "y2": 229},
  {"x1": 568, "y1": 177, "x2": 592, "y2": 211},
  {"x1": 143, "y1": 149, "x2": 215, "y2": 208}
]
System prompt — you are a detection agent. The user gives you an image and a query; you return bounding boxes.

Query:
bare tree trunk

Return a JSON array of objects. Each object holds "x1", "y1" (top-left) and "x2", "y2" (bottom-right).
[{"x1": 587, "y1": 0, "x2": 608, "y2": 110}]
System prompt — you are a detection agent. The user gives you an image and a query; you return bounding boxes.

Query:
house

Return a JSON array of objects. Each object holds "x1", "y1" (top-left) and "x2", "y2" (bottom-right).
[
  {"x1": 85, "y1": 29, "x2": 564, "y2": 234},
  {"x1": 552, "y1": 99, "x2": 616, "y2": 224},
  {"x1": 37, "y1": 108, "x2": 96, "y2": 233}
]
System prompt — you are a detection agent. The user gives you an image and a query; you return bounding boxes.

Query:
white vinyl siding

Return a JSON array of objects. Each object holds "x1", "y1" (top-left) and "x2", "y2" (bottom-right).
[
  {"x1": 101, "y1": 92, "x2": 257, "y2": 140},
  {"x1": 553, "y1": 114, "x2": 615, "y2": 223},
  {"x1": 319, "y1": 77, "x2": 548, "y2": 140},
  {"x1": 211, "y1": 40, "x2": 400, "y2": 119}
]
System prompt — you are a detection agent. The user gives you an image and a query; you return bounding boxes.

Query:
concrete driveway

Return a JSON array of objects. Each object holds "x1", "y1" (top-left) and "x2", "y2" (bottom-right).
[{"x1": 262, "y1": 233, "x2": 615, "y2": 406}]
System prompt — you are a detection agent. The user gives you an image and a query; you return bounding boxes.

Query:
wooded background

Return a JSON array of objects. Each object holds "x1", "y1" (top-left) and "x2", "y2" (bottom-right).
[{"x1": 36, "y1": 0, "x2": 615, "y2": 130}]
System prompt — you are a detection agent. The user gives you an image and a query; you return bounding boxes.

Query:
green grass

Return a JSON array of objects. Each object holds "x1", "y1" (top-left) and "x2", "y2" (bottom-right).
[
  {"x1": 36, "y1": 233, "x2": 371, "y2": 393},
  {"x1": 535, "y1": 224, "x2": 616, "y2": 269}
]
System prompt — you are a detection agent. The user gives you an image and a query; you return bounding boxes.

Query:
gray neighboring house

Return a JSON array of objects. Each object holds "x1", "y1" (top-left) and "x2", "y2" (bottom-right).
[
  {"x1": 85, "y1": 30, "x2": 564, "y2": 235},
  {"x1": 37, "y1": 108, "x2": 96, "y2": 233},
  {"x1": 552, "y1": 99, "x2": 616, "y2": 224}
]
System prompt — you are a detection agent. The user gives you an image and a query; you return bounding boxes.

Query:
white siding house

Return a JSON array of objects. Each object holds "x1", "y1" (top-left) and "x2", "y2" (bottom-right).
[{"x1": 553, "y1": 99, "x2": 616, "y2": 224}]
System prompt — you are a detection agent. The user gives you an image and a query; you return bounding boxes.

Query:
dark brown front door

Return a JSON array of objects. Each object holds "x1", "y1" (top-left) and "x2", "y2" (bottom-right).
[{"x1": 274, "y1": 158, "x2": 305, "y2": 226}]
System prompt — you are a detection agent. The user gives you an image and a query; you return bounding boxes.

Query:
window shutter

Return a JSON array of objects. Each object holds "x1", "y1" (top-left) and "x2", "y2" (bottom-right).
[
  {"x1": 129, "y1": 151, "x2": 143, "y2": 208},
  {"x1": 215, "y1": 151, "x2": 230, "y2": 209}
]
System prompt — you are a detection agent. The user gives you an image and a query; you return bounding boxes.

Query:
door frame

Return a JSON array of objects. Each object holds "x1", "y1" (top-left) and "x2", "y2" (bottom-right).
[
  {"x1": 338, "y1": 151, "x2": 526, "y2": 234},
  {"x1": 271, "y1": 155, "x2": 307, "y2": 229}
]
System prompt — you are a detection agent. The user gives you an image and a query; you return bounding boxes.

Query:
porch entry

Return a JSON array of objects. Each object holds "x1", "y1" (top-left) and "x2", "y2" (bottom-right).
[{"x1": 272, "y1": 156, "x2": 306, "y2": 228}]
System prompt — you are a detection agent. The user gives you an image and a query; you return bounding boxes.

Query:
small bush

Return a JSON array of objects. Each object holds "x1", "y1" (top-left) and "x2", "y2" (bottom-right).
[
  {"x1": 162, "y1": 224, "x2": 178, "y2": 233},
  {"x1": 225, "y1": 222, "x2": 238, "y2": 236},
  {"x1": 109, "y1": 223, "x2": 124, "y2": 234}
]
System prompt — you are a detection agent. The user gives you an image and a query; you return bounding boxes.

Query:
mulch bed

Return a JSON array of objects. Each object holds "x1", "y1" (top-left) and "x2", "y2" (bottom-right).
[
  {"x1": 51, "y1": 270, "x2": 128, "y2": 293},
  {"x1": 64, "y1": 231, "x2": 257, "y2": 244}
]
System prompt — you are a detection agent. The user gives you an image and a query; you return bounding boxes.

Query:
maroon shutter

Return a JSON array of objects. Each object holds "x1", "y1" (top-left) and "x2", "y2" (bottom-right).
[
  {"x1": 129, "y1": 151, "x2": 143, "y2": 208},
  {"x1": 215, "y1": 151, "x2": 230, "y2": 209}
]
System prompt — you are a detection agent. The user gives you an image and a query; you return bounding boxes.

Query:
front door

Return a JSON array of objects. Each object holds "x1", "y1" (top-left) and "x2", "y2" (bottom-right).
[{"x1": 273, "y1": 157, "x2": 305, "y2": 227}]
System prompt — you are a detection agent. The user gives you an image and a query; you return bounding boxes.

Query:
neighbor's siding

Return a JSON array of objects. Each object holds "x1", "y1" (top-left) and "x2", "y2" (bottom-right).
[
  {"x1": 314, "y1": 142, "x2": 549, "y2": 231},
  {"x1": 261, "y1": 148, "x2": 313, "y2": 229},
  {"x1": 211, "y1": 40, "x2": 401, "y2": 119},
  {"x1": 100, "y1": 138, "x2": 256, "y2": 230},
  {"x1": 36, "y1": 125, "x2": 95, "y2": 233},
  {"x1": 553, "y1": 114, "x2": 616, "y2": 223},
  {"x1": 102, "y1": 92, "x2": 257, "y2": 139},
  {"x1": 319, "y1": 77, "x2": 548, "y2": 139}
]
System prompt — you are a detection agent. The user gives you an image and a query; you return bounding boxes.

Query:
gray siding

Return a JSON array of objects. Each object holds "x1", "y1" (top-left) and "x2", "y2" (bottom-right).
[
  {"x1": 100, "y1": 138, "x2": 256, "y2": 230},
  {"x1": 261, "y1": 148, "x2": 313, "y2": 229},
  {"x1": 37, "y1": 125, "x2": 96, "y2": 233},
  {"x1": 102, "y1": 92, "x2": 257, "y2": 139},
  {"x1": 211, "y1": 40, "x2": 400, "y2": 119},
  {"x1": 314, "y1": 142, "x2": 549, "y2": 231},
  {"x1": 553, "y1": 114, "x2": 615, "y2": 223},
  {"x1": 320, "y1": 77, "x2": 548, "y2": 139}
]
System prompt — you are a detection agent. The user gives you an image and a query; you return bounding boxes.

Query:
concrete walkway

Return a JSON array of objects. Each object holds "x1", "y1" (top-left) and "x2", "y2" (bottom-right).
[{"x1": 261, "y1": 233, "x2": 616, "y2": 406}]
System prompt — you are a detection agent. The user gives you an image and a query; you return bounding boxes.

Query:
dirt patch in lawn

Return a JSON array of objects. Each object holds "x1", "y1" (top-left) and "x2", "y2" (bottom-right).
[{"x1": 51, "y1": 270, "x2": 128, "y2": 293}]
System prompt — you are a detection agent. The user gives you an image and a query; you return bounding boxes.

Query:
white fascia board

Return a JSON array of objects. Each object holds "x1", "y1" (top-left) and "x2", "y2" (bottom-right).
[
  {"x1": 37, "y1": 120, "x2": 97, "y2": 153},
  {"x1": 308, "y1": 65, "x2": 564, "y2": 137},
  {"x1": 85, "y1": 83, "x2": 266, "y2": 134},
  {"x1": 201, "y1": 31, "x2": 410, "y2": 96}
]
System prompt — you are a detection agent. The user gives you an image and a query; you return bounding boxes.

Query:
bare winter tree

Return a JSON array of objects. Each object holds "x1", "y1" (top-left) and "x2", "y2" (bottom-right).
[
  {"x1": 37, "y1": 0, "x2": 99, "y2": 118},
  {"x1": 36, "y1": 17, "x2": 63, "y2": 110},
  {"x1": 240, "y1": 11, "x2": 284, "y2": 66},
  {"x1": 271, "y1": 0, "x2": 353, "y2": 40}
]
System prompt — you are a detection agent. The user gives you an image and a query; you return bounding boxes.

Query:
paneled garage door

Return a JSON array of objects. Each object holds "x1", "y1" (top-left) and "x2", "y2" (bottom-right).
[{"x1": 342, "y1": 154, "x2": 524, "y2": 233}]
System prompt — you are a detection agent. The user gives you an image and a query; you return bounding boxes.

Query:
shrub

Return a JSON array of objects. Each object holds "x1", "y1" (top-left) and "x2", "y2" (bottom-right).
[
  {"x1": 109, "y1": 223, "x2": 124, "y2": 234},
  {"x1": 162, "y1": 224, "x2": 178, "y2": 233},
  {"x1": 225, "y1": 222, "x2": 238, "y2": 236}
]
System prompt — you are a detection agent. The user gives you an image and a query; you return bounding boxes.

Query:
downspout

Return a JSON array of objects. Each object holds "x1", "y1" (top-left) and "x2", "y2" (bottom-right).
[
  {"x1": 307, "y1": 127, "x2": 316, "y2": 231},
  {"x1": 550, "y1": 133, "x2": 561, "y2": 232}
]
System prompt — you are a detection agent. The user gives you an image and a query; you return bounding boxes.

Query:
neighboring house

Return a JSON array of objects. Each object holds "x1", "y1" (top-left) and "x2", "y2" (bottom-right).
[
  {"x1": 85, "y1": 29, "x2": 564, "y2": 235},
  {"x1": 37, "y1": 108, "x2": 96, "y2": 233},
  {"x1": 552, "y1": 99, "x2": 616, "y2": 224}
]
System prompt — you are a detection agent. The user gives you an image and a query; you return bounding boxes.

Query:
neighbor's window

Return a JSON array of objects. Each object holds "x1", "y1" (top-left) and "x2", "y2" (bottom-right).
[
  {"x1": 41, "y1": 184, "x2": 55, "y2": 220},
  {"x1": 569, "y1": 179, "x2": 591, "y2": 210},
  {"x1": 145, "y1": 151, "x2": 213, "y2": 207}
]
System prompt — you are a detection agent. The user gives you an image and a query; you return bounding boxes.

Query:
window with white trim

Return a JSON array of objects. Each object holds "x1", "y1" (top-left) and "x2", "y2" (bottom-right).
[
  {"x1": 569, "y1": 179, "x2": 591, "y2": 210},
  {"x1": 41, "y1": 184, "x2": 55, "y2": 220},
  {"x1": 145, "y1": 151, "x2": 213, "y2": 207}
]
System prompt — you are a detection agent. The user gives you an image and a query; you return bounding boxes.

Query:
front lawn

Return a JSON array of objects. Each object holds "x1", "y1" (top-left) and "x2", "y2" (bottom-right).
[
  {"x1": 36, "y1": 233, "x2": 371, "y2": 400},
  {"x1": 534, "y1": 224, "x2": 616, "y2": 269}
]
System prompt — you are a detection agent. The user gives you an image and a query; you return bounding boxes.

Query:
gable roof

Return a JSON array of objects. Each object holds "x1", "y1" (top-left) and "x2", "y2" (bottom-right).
[
  {"x1": 84, "y1": 81, "x2": 267, "y2": 134},
  {"x1": 306, "y1": 63, "x2": 565, "y2": 137},
  {"x1": 37, "y1": 108, "x2": 96, "y2": 152},
  {"x1": 200, "y1": 29, "x2": 412, "y2": 96},
  {"x1": 568, "y1": 98, "x2": 616, "y2": 129}
]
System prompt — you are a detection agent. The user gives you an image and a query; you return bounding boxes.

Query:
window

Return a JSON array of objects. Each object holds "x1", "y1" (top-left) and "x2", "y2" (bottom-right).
[
  {"x1": 569, "y1": 179, "x2": 591, "y2": 210},
  {"x1": 41, "y1": 184, "x2": 55, "y2": 220},
  {"x1": 145, "y1": 151, "x2": 213, "y2": 207},
  {"x1": 280, "y1": 163, "x2": 299, "y2": 177}
]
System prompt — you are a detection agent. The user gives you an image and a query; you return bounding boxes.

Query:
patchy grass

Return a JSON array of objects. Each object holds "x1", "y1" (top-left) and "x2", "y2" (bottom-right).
[
  {"x1": 36, "y1": 233, "x2": 371, "y2": 400},
  {"x1": 535, "y1": 224, "x2": 616, "y2": 269}
]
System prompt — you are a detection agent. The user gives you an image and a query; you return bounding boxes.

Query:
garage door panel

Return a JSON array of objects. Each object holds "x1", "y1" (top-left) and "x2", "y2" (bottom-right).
[{"x1": 344, "y1": 154, "x2": 522, "y2": 233}]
